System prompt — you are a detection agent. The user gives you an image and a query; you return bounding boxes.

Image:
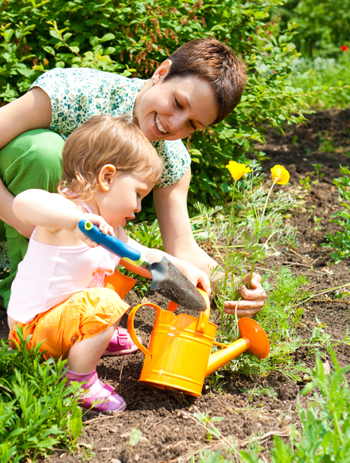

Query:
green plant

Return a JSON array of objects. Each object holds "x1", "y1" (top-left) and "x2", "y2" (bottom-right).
[
  {"x1": 202, "y1": 161, "x2": 297, "y2": 335},
  {"x1": 195, "y1": 412, "x2": 225, "y2": 441},
  {"x1": 299, "y1": 176, "x2": 311, "y2": 190},
  {"x1": 278, "y1": 0, "x2": 350, "y2": 58},
  {"x1": 198, "y1": 162, "x2": 322, "y2": 380},
  {"x1": 0, "y1": 328, "x2": 83, "y2": 462},
  {"x1": 292, "y1": 55, "x2": 350, "y2": 109},
  {"x1": 318, "y1": 134, "x2": 335, "y2": 154},
  {"x1": 126, "y1": 219, "x2": 163, "y2": 250},
  {"x1": 240, "y1": 385, "x2": 278, "y2": 399},
  {"x1": 268, "y1": 348, "x2": 350, "y2": 462},
  {"x1": 312, "y1": 162, "x2": 325, "y2": 182},
  {"x1": 128, "y1": 426, "x2": 142, "y2": 449},
  {"x1": 313, "y1": 215, "x2": 322, "y2": 231},
  {"x1": 206, "y1": 370, "x2": 226, "y2": 393},
  {"x1": 324, "y1": 166, "x2": 350, "y2": 263}
]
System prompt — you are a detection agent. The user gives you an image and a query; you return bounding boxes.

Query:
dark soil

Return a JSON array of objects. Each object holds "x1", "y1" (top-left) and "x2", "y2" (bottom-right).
[{"x1": 1, "y1": 109, "x2": 350, "y2": 462}]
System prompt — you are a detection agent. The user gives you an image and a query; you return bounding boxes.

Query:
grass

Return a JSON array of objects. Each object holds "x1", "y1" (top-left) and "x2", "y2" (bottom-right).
[{"x1": 0, "y1": 328, "x2": 83, "y2": 462}]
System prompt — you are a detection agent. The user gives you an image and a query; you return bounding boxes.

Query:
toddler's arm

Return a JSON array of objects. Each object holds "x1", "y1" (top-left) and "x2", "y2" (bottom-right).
[
  {"x1": 13, "y1": 189, "x2": 113, "y2": 246},
  {"x1": 116, "y1": 226, "x2": 211, "y2": 296}
]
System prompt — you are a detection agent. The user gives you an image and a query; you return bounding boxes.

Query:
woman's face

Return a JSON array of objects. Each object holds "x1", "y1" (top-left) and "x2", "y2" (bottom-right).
[{"x1": 134, "y1": 62, "x2": 219, "y2": 142}]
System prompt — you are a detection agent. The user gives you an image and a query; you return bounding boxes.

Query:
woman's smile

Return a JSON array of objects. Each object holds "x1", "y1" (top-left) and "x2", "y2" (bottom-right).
[{"x1": 155, "y1": 114, "x2": 168, "y2": 134}]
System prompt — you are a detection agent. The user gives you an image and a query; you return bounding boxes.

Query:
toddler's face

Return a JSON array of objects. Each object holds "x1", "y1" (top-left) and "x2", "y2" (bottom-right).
[{"x1": 96, "y1": 171, "x2": 154, "y2": 229}]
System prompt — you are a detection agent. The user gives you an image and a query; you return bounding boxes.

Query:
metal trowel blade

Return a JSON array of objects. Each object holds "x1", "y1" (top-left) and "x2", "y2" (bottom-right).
[{"x1": 148, "y1": 257, "x2": 207, "y2": 311}]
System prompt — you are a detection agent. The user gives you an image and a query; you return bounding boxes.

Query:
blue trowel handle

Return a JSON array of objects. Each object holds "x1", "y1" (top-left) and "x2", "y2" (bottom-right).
[{"x1": 78, "y1": 220, "x2": 145, "y2": 267}]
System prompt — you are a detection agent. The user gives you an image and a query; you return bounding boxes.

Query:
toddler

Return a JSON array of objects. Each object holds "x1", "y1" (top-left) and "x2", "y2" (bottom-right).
[{"x1": 7, "y1": 115, "x2": 210, "y2": 413}]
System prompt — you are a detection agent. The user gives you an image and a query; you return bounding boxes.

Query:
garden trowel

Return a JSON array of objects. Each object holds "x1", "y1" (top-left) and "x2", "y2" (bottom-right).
[{"x1": 78, "y1": 220, "x2": 207, "y2": 311}]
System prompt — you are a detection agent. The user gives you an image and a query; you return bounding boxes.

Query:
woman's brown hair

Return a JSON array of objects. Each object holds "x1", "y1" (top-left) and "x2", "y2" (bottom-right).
[{"x1": 165, "y1": 38, "x2": 247, "y2": 124}]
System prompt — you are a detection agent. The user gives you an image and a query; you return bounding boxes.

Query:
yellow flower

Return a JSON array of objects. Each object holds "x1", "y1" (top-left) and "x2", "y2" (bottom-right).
[
  {"x1": 226, "y1": 161, "x2": 251, "y2": 181},
  {"x1": 271, "y1": 165, "x2": 290, "y2": 185}
]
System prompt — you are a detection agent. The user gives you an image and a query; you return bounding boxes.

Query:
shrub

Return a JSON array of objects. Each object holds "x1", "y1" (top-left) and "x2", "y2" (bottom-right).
[{"x1": 0, "y1": 329, "x2": 83, "y2": 461}]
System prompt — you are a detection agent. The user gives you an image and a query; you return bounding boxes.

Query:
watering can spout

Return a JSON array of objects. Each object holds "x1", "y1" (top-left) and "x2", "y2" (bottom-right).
[{"x1": 206, "y1": 318, "x2": 270, "y2": 377}]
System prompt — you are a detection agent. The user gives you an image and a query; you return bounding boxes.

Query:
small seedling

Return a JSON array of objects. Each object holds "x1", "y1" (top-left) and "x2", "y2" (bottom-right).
[
  {"x1": 299, "y1": 176, "x2": 311, "y2": 189},
  {"x1": 196, "y1": 412, "x2": 224, "y2": 441},
  {"x1": 128, "y1": 427, "x2": 142, "y2": 450},
  {"x1": 313, "y1": 215, "x2": 322, "y2": 231},
  {"x1": 318, "y1": 132, "x2": 335, "y2": 153},
  {"x1": 312, "y1": 163, "x2": 325, "y2": 183}
]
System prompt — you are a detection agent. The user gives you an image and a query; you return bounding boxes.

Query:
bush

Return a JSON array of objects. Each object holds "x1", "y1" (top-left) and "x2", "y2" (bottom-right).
[
  {"x1": 0, "y1": 0, "x2": 306, "y2": 213},
  {"x1": 0, "y1": 329, "x2": 82, "y2": 461}
]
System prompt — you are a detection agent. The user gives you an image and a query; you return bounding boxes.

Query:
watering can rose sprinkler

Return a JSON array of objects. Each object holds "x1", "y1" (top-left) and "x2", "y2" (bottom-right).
[{"x1": 79, "y1": 220, "x2": 270, "y2": 397}]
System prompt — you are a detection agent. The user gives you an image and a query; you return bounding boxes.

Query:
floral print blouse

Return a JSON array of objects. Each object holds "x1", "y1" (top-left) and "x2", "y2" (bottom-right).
[{"x1": 31, "y1": 67, "x2": 191, "y2": 188}]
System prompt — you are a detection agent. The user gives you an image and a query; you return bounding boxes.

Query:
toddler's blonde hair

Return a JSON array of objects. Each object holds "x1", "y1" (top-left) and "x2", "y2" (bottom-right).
[{"x1": 58, "y1": 115, "x2": 163, "y2": 200}]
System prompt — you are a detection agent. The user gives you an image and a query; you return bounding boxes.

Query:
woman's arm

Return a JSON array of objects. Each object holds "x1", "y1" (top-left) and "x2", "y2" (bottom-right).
[
  {"x1": 0, "y1": 87, "x2": 52, "y2": 149},
  {"x1": 117, "y1": 226, "x2": 211, "y2": 296},
  {"x1": 153, "y1": 167, "x2": 266, "y2": 316},
  {"x1": 0, "y1": 88, "x2": 52, "y2": 235},
  {"x1": 153, "y1": 168, "x2": 217, "y2": 272}
]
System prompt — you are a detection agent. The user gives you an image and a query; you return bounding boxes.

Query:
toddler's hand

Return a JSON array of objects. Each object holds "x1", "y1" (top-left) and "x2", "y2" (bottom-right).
[{"x1": 73, "y1": 214, "x2": 114, "y2": 247}]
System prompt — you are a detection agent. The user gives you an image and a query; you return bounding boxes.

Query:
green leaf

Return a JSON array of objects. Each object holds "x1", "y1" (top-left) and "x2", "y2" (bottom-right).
[
  {"x1": 101, "y1": 33, "x2": 115, "y2": 42},
  {"x1": 69, "y1": 406, "x2": 83, "y2": 443},
  {"x1": 49, "y1": 30, "x2": 61, "y2": 41},
  {"x1": 128, "y1": 428, "x2": 142, "y2": 447},
  {"x1": 43, "y1": 45, "x2": 56, "y2": 55},
  {"x1": 89, "y1": 36, "x2": 100, "y2": 47}
]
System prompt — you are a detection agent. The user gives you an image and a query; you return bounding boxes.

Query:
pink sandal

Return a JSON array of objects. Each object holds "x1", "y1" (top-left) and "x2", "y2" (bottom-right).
[
  {"x1": 102, "y1": 327, "x2": 141, "y2": 357},
  {"x1": 65, "y1": 369, "x2": 126, "y2": 413}
]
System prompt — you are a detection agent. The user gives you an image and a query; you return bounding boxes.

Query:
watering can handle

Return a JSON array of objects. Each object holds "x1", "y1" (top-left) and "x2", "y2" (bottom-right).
[{"x1": 127, "y1": 302, "x2": 163, "y2": 357}]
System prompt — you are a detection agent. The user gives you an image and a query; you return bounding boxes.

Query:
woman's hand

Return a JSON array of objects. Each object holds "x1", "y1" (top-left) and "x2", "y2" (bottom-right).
[
  {"x1": 182, "y1": 263, "x2": 211, "y2": 297},
  {"x1": 223, "y1": 272, "x2": 266, "y2": 318}
]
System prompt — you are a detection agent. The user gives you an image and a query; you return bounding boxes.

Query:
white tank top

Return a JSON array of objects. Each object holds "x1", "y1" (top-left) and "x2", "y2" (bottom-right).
[{"x1": 8, "y1": 237, "x2": 121, "y2": 324}]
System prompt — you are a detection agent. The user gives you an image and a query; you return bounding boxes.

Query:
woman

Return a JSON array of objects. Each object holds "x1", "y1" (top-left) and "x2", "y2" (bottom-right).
[{"x1": 0, "y1": 38, "x2": 266, "y2": 313}]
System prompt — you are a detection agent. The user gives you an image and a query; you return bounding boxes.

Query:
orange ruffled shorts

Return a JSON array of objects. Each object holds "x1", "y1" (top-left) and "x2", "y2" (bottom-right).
[{"x1": 9, "y1": 269, "x2": 135, "y2": 360}]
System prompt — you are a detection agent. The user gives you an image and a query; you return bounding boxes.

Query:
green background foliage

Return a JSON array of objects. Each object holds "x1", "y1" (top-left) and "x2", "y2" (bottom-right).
[
  {"x1": 279, "y1": 0, "x2": 350, "y2": 57},
  {"x1": 0, "y1": 0, "x2": 305, "y2": 214}
]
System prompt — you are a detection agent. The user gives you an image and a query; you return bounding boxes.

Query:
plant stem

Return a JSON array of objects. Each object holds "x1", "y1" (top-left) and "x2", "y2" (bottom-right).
[
  {"x1": 262, "y1": 180, "x2": 277, "y2": 217},
  {"x1": 296, "y1": 282, "x2": 350, "y2": 306},
  {"x1": 247, "y1": 261, "x2": 256, "y2": 289}
]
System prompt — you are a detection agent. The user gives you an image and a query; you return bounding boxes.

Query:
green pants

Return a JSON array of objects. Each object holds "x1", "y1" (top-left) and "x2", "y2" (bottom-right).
[{"x1": 0, "y1": 129, "x2": 65, "y2": 308}]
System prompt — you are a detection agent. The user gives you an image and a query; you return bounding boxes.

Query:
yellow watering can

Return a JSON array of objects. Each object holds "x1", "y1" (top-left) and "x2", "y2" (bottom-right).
[{"x1": 127, "y1": 289, "x2": 270, "y2": 397}]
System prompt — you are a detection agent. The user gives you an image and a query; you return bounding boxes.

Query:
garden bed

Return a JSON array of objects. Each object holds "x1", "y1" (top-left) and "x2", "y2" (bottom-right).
[{"x1": 0, "y1": 109, "x2": 349, "y2": 462}]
